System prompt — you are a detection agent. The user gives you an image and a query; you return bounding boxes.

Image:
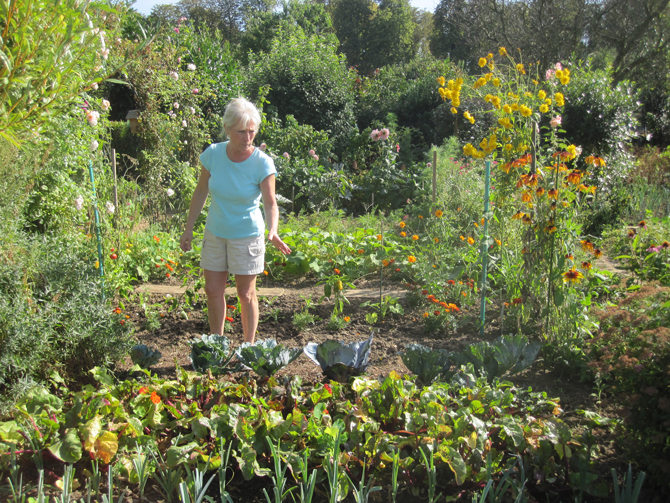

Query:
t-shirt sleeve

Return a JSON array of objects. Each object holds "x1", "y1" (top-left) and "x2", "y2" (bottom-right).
[
  {"x1": 199, "y1": 144, "x2": 214, "y2": 172},
  {"x1": 257, "y1": 154, "x2": 277, "y2": 184}
]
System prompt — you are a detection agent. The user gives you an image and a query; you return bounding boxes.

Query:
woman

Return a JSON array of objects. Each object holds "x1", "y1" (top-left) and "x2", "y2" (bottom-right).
[{"x1": 180, "y1": 97, "x2": 291, "y2": 343}]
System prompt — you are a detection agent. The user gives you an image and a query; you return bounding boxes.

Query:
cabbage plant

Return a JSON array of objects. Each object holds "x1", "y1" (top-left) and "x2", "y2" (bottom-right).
[
  {"x1": 400, "y1": 344, "x2": 454, "y2": 386},
  {"x1": 303, "y1": 334, "x2": 373, "y2": 382},
  {"x1": 130, "y1": 344, "x2": 162, "y2": 369},
  {"x1": 234, "y1": 339, "x2": 302, "y2": 378},
  {"x1": 189, "y1": 334, "x2": 235, "y2": 375}
]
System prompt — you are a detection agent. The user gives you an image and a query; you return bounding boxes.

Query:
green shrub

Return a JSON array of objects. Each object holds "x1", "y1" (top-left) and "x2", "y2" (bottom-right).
[
  {"x1": 562, "y1": 62, "x2": 639, "y2": 185},
  {"x1": 0, "y1": 233, "x2": 133, "y2": 390},
  {"x1": 245, "y1": 29, "x2": 356, "y2": 150}
]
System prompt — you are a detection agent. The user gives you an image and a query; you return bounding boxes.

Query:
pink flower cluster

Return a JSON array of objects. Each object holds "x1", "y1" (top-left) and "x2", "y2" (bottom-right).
[
  {"x1": 370, "y1": 128, "x2": 390, "y2": 141},
  {"x1": 309, "y1": 149, "x2": 319, "y2": 161}
]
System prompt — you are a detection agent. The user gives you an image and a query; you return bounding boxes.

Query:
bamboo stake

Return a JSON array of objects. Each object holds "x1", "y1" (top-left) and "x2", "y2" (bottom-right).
[
  {"x1": 479, "y1": 160, "x2": 491, "y2": 336},
  {"x1": 88, "y1": 160, "x2": 105, "y2": 301}
]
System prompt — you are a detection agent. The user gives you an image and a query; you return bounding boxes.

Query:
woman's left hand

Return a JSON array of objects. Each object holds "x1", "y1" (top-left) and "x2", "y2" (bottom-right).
[{"x1": 267, "y1": 231, "x2": 291, "y2": 255}]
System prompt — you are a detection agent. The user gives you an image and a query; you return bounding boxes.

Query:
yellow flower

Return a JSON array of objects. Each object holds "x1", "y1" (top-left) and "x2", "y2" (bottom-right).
[
  {"x1": 539, "y1": 104, "x2": 549, "y2": 113},
  {"x1": 435, "y1": 210, "x2": 443, "y2": 217},
  {"x1": 95, "y1": 260, "x2": 100, "y2": 269},
  {"x1": 555, "y1": 92, "x2": 565, "y2": 107},
  {"x1": 538, "y1": 90, "x2": 546, "y2": 100},
  {"x1": 511, "y1": 103, "x2": 520, "y2": 112},
  {"x1": 487, "y1": 53, "x2": 493, "y2": 59},
  {"x1": 556, "y1": 69, "x2": 564, "y2": 79},
  {"x1": 499, "y1": 47, "x2": 507, "y2": 56},
  {"x1": 519, "y1": 105, "x2": 532, "y2": 117},
  {"x1": 493, "y1": 78, "x2": 501, "y2": 87},
  {"x1": 450, "y1": 107, "x2": 458, "y2": 114},
  {"x1": 408, "y1": 255, "x2": 417, "y2": 263},
  {"x1": 495, "y1": 239, "x2": 501, "y2": 246},
  {"x1": 478, "y1": 57, "x2": 487, "y2": 67},
  {"x1": 437, "y1": 76, "x2": 446, "y2": 86},
  {"x1": 467, "y1": 237, "x2": 475, "y2": 245},
  {"x1": 563, "y1": 268, "x2": 583, "y2": 284},
  {"x1": 412, "y1": 235, "x2": 419, "y2": 241},
  {"x1": 516, "y1": 63, "x2": 525, "y2": 74},
  {"x1": 505, "y1": 144, "x2": 513, "y2": 151},
  {"x1": 463, "y1": 111, "x2": 475, "y2": 124},
  {"x1": 459, "y1": 235, "x2": 465, "y2": 241},
  {"x1": 418, "y1": 215, "x2": 424, "y2": 219},
  {"x1": 400, "y1": 231, "x2": 406, "y2": 237},
  {"x1": 560, "y1": 76, "x2": 570, "y2": 85}
]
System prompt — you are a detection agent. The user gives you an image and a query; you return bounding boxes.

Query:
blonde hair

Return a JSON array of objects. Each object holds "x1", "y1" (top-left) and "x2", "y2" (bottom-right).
[{"x1": 222, "y1": 97, "x2": 261, "y2": 131}]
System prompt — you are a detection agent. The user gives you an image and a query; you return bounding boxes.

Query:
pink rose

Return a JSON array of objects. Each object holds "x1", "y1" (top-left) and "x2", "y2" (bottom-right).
[
  {"x1": 550, "y1": 116, "x2": 562, "y2": 128},
  {"x1": 309, "y1": 149, "x2": 315, "y2": 156}
]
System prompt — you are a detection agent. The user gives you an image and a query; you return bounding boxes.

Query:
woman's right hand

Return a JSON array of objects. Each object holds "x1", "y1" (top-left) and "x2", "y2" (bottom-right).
[{"x1": 180, "y1": 229, "x2": 194, "y2": 252}]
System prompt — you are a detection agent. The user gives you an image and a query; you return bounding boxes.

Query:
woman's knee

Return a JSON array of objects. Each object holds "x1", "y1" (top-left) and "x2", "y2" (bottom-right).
[
  {"x1": 204, "y1": 282, "x2": 226, "y2": 298},
  {"x1": 238, "y1": 288, "x2": 257, "y2": 305}
]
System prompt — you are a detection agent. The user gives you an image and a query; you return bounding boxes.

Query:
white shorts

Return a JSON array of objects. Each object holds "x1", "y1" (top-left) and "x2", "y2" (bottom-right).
[{"x1": 199, "y1": 228, "x2": 265, "y2": 275}]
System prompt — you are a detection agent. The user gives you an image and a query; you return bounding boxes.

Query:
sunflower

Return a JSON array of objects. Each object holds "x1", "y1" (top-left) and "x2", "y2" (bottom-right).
[
  {"x1": 563, "y1": 268, "x2": 584, "y2": 284},
  {"x1": 580, "y1": 261, "x2": 592, "y2": 270},
  {"x1": 593, "y1": 248, "x2": 603, "y2": 259},
  {"x1": 580, "y1": 239, "x2": 594, "y2": 252}
]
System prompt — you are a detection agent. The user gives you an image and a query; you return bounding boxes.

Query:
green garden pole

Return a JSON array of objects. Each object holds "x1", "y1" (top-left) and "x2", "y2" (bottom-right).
[
  {"x1": 88, "y1": 160, "x2": 105, "y2": 300},
  {"x1": 479, "y1": 160, "x2": 491, "y2": 336}
]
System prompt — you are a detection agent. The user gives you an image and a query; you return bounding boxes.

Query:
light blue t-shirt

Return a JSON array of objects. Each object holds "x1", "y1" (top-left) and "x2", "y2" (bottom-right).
[{"x1": 200, "y1": 142, "x2": 276, "y2": 239}]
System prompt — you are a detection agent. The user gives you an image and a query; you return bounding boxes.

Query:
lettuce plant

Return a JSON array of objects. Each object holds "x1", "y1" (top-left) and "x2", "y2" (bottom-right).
[
  {"x1": 303, "y1": 334, "x2": 373, "y2": 382},
  {"x1": 130, "y1": 345, "x2": 162, "y2": 369},
  {"x1": 189, "y1": 335, "x2": 235, "y2": 375},
  {"x1": 235, "y1": 339, "x2": 302, "y2": 378}
]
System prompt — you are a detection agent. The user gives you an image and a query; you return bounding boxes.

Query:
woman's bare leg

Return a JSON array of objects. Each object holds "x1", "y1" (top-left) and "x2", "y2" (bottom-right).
[
  {"x1": 204, "y1": 269, "x2": 228, "y2": 335},
  {"x1": 235, "y1": 274, "x2": 258, "y2": 343}
]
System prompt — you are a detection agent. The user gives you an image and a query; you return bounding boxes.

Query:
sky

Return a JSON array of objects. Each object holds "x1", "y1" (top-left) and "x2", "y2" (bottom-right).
[{"x1": 131, "y1": 0, "x2": 439, "y2": 16}]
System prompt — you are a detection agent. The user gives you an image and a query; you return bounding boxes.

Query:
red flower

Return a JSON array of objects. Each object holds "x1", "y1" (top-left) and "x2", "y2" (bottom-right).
[
  {"x1": 512, "y1": 297, "x2": 523, "y2": 305},
  {"x1": 153, "y1": 235, "x2": 160, "y2": 243},
  {"x1": 324, "y1": 384, "x2": 332, "y2": 393},
  {"x1": 395, "y1": 268, "x2": 400, "y2": 272},
  {"x1": 447, "y1": 280, "x2": 455, "y2": 285},
  {"x1": 434, "y1": 310, "x2": 441, "y2": 316},
  {"x1": 150, "y1": 392, "x2": 161, "y2": 404},
  {"x1": 422, "y1": 290, "x2": 428, "y2": 295},
  {"x1": 225, "y1": 316, "x2": 234, "y2": 323},
  {"x1": 334, "y1": 268, "x2": 340, "y2": 275},
  {"x1": 138, "y1": 387, "x2": 149, "y2": 394}
]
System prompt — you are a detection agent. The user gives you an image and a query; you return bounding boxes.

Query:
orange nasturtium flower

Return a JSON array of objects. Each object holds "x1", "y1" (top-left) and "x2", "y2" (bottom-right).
[
  {"x1": 408, "y1": 255, "x2": 417, "y2": 263},
  {"x1": 344, "y1": 316, "x2": 351, "y2": 322},
  {"x1": 150, "y1": 391, "x2": 161, "y2": 404},
  {"x1": 412, "y1": 235, "x2": 419, "y2": 241},
  {"x1": 153, "y1": 235, "x2": 160, "y2": 243},
  {"x1": 399, "y1": 221, "x2": 406, "y2": 228},
  {"x1": 467, "y1": 237, "x2": 475, "y2": 245},
  {"x1": 376, "y1": 234, "x2": 382, "y2": 240},
  {"x1": 138, "y1": 387, "x2": 149, "y2": 394},
  {"x1": 423, "y1": 312, "x2": 430, "y2": 318},
  {"x1": 563, "y1": 268, "x2": 584, "y2": 284},
  {"x1": 400, "y1": 231, "x2": 407, "y2": 237}
]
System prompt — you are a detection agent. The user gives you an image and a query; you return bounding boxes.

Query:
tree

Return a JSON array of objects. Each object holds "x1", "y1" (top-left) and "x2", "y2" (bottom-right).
[
  {"x1": 240, "y1": 0, "x2": 335, "y2": 60},
  {"x1": 332, "y1": 0, "x2": 417, "y2": 73},
  {"x1": 245, "y1": 29, "x2": 356, "y2": 145}
]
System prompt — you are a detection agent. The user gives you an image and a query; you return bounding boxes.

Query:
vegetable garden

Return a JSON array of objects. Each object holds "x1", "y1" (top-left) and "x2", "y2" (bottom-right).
[{"x1": 2, "y1": 1, "x2": 670, "y2": 502}]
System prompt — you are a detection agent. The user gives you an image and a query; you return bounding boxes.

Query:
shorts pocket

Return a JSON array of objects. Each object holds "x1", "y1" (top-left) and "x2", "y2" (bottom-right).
[{"x1": 248, "y1": 237, "x2": 264, "y2": 257}]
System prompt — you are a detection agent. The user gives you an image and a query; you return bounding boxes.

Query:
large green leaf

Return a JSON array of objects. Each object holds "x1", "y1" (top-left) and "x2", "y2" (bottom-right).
[
  {"x1": 400, "y1": 343, "x2": 454, "y2": 385},
  {"x1": 236, "y1": 339, "x2": 302, "y2": 378},
  {"x1": 48, "y1": 429, "x2": 82, "y2": 463}
]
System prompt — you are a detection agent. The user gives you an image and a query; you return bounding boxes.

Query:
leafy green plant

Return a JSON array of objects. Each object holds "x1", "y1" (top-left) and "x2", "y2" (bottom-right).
[
  {"x1": 131, "y1": 442, "x2": 152, "y2": 501},
  {"x1": 130, "y1": 345, "x2": 162, "y2": 369},
  {"x1": 189, "y1": 335, "x2": 235, "y2": 375},
  {"x1": 319, "y1": 272, "x2": 355, "y2": 316},
  {"x1": 400, "y1": 343, "x2": 454, "y2": 386},
  {"x1": 303, "y1": 334, "x2": 374, "y2": 382},
  {"x1": 234, "y1": 339, "x2": 302, "y2": 378},
  {"x1": 179, "y1": 464, "x2": 217, "y2": 503},
  {"x1": 418, "y1": 443, "x2": 442, "y2": 503},
  {"x1": 360, "y1": 295, "x2": 404, "y2": 322},
  {"x1": 292, "y1": 310, "x2": 318, "y2": 332},
  {"x1": 218, "y1": 438, "x2": 234, "y2": 503},
  {"x1": 150, "y1": 444, "x2": 182, "y2": 503},
  {"x1": 294, "y1": 450, "x2": 317, "y2": 503},
  {"x1": 326, "y1": 314, "x2": 347, "y2": 331}
]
